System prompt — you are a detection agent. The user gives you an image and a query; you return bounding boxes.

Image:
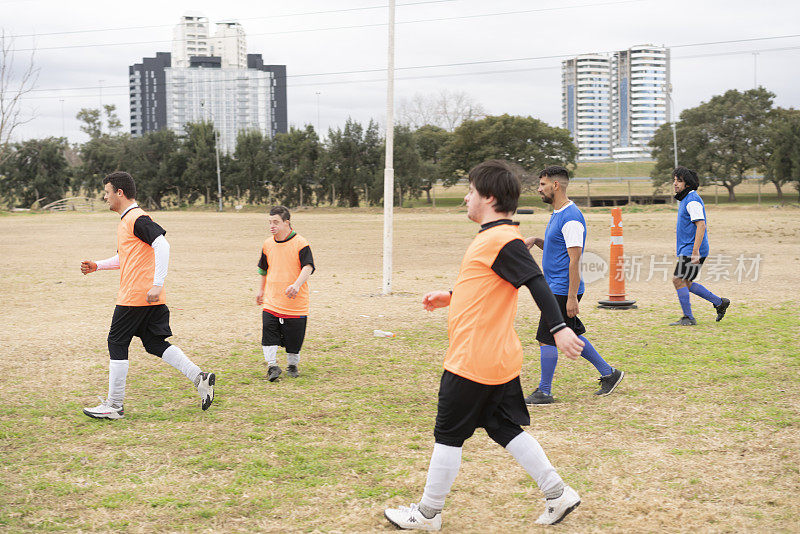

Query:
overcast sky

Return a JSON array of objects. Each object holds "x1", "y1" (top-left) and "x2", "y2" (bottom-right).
[{"x1": 4, "y1": 0, "x2": 800, "y2": 143}]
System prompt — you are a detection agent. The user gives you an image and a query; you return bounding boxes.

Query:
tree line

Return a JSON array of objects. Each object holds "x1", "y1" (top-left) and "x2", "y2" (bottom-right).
[
  {"x1": 650, "y1": 87, "x2": 800, "y2": 201},
  {"x1": 0, "y1": 106, "x2": 576, "y2": 210}
]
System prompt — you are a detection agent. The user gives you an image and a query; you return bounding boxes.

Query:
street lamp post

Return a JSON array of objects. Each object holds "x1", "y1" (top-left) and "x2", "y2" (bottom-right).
[
  {"x1": 214, "y1": 127, "x2": 223, "y2": 212},
  {"x1": 666, "y1": 83, "x2": 678, "y2": 169}
]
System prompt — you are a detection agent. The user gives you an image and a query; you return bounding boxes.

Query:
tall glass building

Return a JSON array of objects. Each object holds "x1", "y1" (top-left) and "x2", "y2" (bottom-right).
[
  {"x1": 129, "y1": 13, "x2": 287, "y2": 152},
  {"x1": 562, "y1": 45, "x2": 670, "y2": 161}
]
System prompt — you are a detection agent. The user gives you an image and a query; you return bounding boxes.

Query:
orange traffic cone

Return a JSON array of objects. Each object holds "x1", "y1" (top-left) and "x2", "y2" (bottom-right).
[{"x1": 598, "y1": 207, "x2": 637, "y2": 309}]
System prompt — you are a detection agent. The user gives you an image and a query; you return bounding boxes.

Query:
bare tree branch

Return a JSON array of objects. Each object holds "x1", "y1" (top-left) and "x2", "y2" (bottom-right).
[
  {"x1": 398, "y1": 90, "x2": 486, "y2": 132},
  {"x1": 0, "y1": 29, "x2": 39, "y2": 165}
]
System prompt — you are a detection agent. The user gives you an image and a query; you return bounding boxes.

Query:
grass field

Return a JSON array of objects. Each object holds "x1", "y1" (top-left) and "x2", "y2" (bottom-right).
[{"x1": 1, "y1": 205, "x2": 799, "y2": 532}]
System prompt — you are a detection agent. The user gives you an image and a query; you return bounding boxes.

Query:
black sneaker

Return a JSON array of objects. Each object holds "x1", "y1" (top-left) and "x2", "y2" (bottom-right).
[
  {"x1": 669, "y1": 316, "x2": 697, "y2": 326},
  {"x1": 595, "y1": 369, "x2": 625, "y2": 396},
  {"x1": 267, "y1": 365, "x2": 282, "y2": 382},
  {"x1": 525, "y1": 388, "x2": 555, "y2": 406},
  {"x1": 286, "y1": 365, "x2": 299, "y2": 378},
  {"x1": 714, "y1": 298, "x2": 730, "y2": 322}
]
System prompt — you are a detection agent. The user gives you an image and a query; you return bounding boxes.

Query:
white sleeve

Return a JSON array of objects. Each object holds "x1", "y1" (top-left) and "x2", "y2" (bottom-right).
[
  {"x1": 561, "y1": 220, "x2": 585, "y2": 249},
  {"x1": 686, "y1": 201, "x2": 705, "y2": 221},
  {"x1": 151, "y1": 235, "x2": 170, "y2": 287},
  {"x1": 95, "y1": 255, "x2": 120, "y2": 270}
]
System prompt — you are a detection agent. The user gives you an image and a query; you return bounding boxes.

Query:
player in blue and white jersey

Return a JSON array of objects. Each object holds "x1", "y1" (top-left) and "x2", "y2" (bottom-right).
[
  {"x1": 670, "y1": 167, "x2": 730, "y2": 326},
  {"x1": 523, "y1": 166, "x2": 624, "y2": 405}
]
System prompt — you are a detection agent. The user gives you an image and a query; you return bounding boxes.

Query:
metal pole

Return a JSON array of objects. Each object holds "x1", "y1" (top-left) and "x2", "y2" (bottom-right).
[
  {"x1": 382, "y1": 0, "x2": 396, "y2": 295},
  {"x1": 215, "y1": 127, "x2": 223, "y2": 212},
  {"x1": 671, "y1": 122, "x2": 678, "y2": 169}
]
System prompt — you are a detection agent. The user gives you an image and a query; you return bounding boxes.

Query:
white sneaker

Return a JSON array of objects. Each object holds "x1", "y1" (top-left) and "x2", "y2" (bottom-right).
[
  {"x1": 83, "y1": 397, "x2": 124, "y2": 420},
  {"x1": 197, "y1": 372, "x2": 215, "y2": 410},
  {"x1": 384, "y1": 503, "x2": 442, "y2": 531},
  {"x1": 535, "y1": 485, "x2": 581, "y2": 525}
]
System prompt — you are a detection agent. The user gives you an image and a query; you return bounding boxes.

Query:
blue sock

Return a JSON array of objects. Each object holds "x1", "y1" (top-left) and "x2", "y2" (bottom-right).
[
  {"x1": 538, "y1": 345, "x2": 558, "y2": 395},
  {"x1": 676, "y1": 287, "x2": 693, "y2": 319},
  {"x1": 688, "y1": 283, "x2": 722, "y2": 307},
  {"x1": 578, "y1": 336, "x2": 613, "y2": 376}
]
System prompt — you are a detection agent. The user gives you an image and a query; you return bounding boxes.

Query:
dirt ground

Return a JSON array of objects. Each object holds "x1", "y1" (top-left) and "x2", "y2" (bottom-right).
[{"x1": 1, "y1": 204, "x2": 799, "y2": 532}]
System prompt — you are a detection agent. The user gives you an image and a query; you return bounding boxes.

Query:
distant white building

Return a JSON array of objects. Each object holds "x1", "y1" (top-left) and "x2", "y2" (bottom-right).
[
  {"x1": 562, "y1": 55, "x2": 612, "y2": 160},
  {"x1": 562, "y1": 44, "x2": 670, "y2": 161},
  {"x1": 172, "y1": 12, "x2": 210, "y2": 68},
  {"x1": 211, "y1": 21, "x2": 247, "y2": 69},
  {"x1": 130, "y1": 13, "x2": 287, "y2": 151}
]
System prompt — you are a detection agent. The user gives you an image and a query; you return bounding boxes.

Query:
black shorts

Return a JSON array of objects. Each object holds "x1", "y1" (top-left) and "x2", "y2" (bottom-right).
[
  {"x1": 536, "y1": 293, "x2": 585, "y2": 346},
  {"x1": 433, "y1": 370, "x2": 529, "y2": 448},
  {"x1": 262, "y1": 311, "x2": 307, "y2": 354},
  {"x1": 107, "y1": 304, "x2": 172, "y2": 359},
  {"x1": 674, "y1": 256, "x2": 706, "y2": 281}
]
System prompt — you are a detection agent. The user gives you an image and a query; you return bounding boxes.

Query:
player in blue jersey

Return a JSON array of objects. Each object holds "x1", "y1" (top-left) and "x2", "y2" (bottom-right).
[
  {"x1": 670, "y1": 167, "x2": 730, "y2": 326},
  {"x1": 523, "y1": 166, "x2": 624, "y2": 405}
]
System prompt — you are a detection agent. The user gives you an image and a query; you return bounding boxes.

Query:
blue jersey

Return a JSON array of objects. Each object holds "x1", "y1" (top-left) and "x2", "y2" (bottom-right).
[
  {"x1": 542, "y1": 201, "x2": 586, "y2": 296},
  {"x1": 676, "y1": 191, "x2": 709, "y2": 257}
]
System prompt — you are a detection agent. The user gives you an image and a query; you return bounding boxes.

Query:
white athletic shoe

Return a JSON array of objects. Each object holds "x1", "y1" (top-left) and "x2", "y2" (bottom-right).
[
  {"x1": 535, "y1": 486, "x2": 581, "y2": 525},
  {"x1": 384, "y1": 503, "x2": 442, "y2": 531},
  {"x1": 197, "y1": 372, "x2": 215, "y2": 411},
  {"x1": 83, "y1": 397, "x2": 124, "y2": 420}
]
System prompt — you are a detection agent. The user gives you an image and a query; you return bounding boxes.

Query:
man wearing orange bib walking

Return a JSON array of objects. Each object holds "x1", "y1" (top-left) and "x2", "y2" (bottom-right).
[
  {"x1": 80, "y1": 172, "x2": 215, "y2": 419},
  {"x1": 384, "y1": 160, "x2": 586, "y2": 530},
  {"x1": 256, "y1": 206, "x2": 315, "y2": 381}
]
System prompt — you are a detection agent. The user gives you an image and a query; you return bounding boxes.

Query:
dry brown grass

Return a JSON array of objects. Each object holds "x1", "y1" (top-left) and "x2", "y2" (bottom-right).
[{"x1": 0, "y1": 205, "x2": 798, "y2": 532}]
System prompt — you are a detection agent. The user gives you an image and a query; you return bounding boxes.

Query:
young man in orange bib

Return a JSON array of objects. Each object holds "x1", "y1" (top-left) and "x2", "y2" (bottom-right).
[
  {"x1": 80, "y1": 172, "x2": 215, "y2": 419},
  {"x1": 256, "y1": 206, "x2": 315, "y2": 381},
  {"x1": 384, "y1": 160, "x2": 586, "y2": 530}
]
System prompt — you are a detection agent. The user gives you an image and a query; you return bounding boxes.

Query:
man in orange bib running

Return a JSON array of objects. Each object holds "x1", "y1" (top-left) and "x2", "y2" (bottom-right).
[
  {"x1": 384, "y1": 160, "x2": 586, "y2": 530},
  {"x1": 80, "y1": 172, "x2": 215, "y2": 419},
  {"x1": 256, "y1": 206, "x2": 315, "y2": 381}
]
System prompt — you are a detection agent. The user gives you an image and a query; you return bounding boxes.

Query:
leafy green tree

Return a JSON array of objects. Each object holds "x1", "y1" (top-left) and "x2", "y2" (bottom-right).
[
  {"x1": 76, "y1": 105, "x2": 123, "y2": 140},
  {"x1": 125, "y1": 130, "x2": 186, "y2": 209},
  {"x1": 0, "y1": 137, "x2": 70, "y2": 207},
  {"x1": 389, "y1": 124, "x2": 422, "y2": 205},
  {"x1": 181, "y1": 121, "x2": 221, "y2": 205},
  {"x1": 273, "y1": 125, "x2": 321, "y2": 207},
  {"x1": 321, "y1": 118, "x2": 382, "y2": 207},
  {"x1": 650, "y1": 88, "x2": 775, "y2": 201},
  {"x1": 75, "y1": 133, "x2": 130, "y2": 194},
  {"x1": 231, "y1": 129, "x2": 274, "y2": 204},
  {"x1": 76, "y1": 108, "x2": 102, "y2": 139},
  {"x1": 441, "y1": 114, "x2": 577, "y2": 188},
  {"x1": 766, "y1": 108, "x2": 800, "y2": 202},
  {"x1": 413, "y1": 125, "x2": 451, "y2": 204}
]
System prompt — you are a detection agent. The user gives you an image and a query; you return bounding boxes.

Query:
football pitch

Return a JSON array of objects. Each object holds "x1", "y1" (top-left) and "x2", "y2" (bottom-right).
[{"x1": 1, "y1": 206, "x2": 799, "y2": 532}]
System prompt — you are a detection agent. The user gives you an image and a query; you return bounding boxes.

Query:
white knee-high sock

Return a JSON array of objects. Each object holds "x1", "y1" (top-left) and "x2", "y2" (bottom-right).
[
  {"x1": 420, "y1": 443, "x2": 462, "y2": 510},
  {"x1": 262, "y1": 345, "x2": 278, "y2": 366},
  {"x1": 161, "y1": 345, "x2": 201, "y2": 385},
  {"x1": 108, "y1": 360, "x2": 129, "y2": 407},
  {"x1": 505, "y1": 432, "x2": 564, "y2": 497},
  {"x1": 287, "y1": 352, "x2": 299, "y2": 366}
]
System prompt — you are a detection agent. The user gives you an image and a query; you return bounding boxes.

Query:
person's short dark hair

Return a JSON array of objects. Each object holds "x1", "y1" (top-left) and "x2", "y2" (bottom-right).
[
  {"x1": 103, "y1": 171, "x2": 136, "y2": 200},
  {"x1": 468, "y1": 159, "x2": 522, "y2": 214},
  {"x1": 539, "y1": 165, "x2": 570, "y2": 186},
  {"x1": 673, "y1": 166, "x2": 699, "y2": 191},
  {"x1": 269, "y1": 205, "x2": 291, "y2": 221}
]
